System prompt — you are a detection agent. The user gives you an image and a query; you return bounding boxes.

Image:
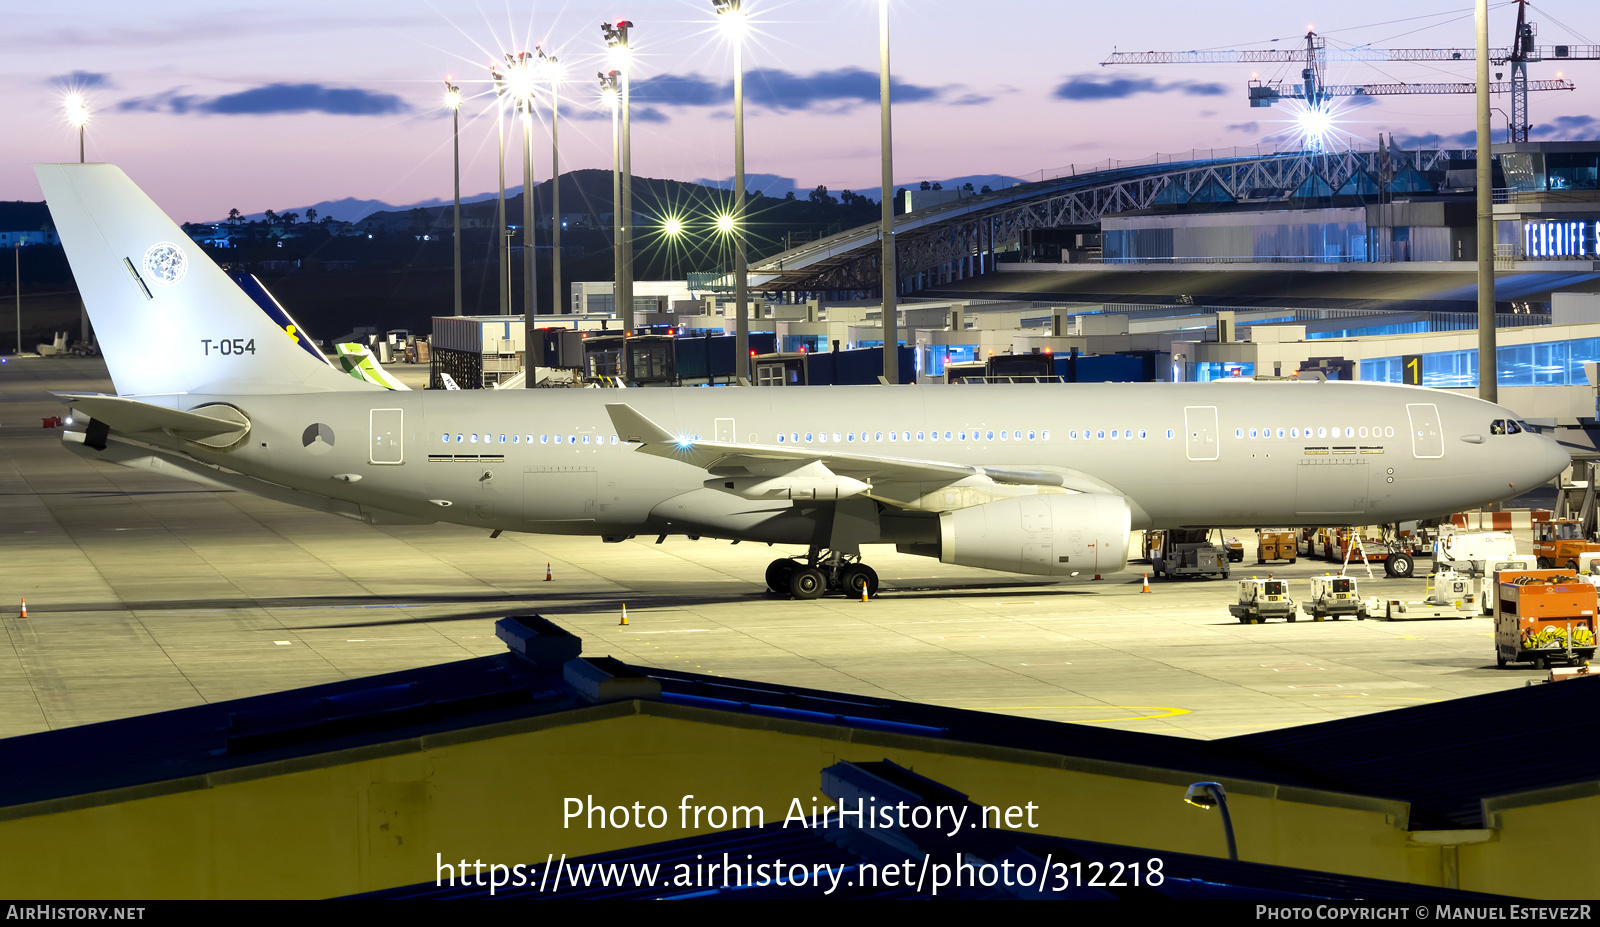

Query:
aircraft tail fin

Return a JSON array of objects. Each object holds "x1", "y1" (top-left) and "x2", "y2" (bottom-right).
[{"x1": 35, "y1": 163, "x2": 377, "y2": 397}]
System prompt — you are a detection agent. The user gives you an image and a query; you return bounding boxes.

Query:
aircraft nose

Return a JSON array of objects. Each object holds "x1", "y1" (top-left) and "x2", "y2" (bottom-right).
[{"x1": 1530, "y1": 433, "x2": 1572, "y2": 486}]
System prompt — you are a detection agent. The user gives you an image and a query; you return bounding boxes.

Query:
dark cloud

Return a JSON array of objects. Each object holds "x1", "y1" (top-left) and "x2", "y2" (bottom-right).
[
  {"x1": 563, "y1": 105, "x2": 669, "y2": 124},
  {"x1": 117, "y1": 83, "x2": 408, "y2": 116},
  {"x1": 1226, "y1": 121, "x2": 1260, "y2": 134},
  {"x1": 629, "y1": 67, "x2": 943, "y2": 112},
  {"x1": 48, "y1": 70, "x2": 113, "y2": 89},
  {"x1": 1531, "y1": 114, "x2": 1597, "y2": 139},
  {"x1": 1390, "y1": 130, "x2": 1479, "y2": 148},
  {"x1": 1052, "y1": 73, "x2": 1229, "y2": 101},
  {"x1": 951, "y1": 93, "x2": 993, "y2": 106}
]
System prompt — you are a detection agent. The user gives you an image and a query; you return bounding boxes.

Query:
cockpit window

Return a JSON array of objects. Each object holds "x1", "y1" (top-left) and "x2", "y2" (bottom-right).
[
  {"x1": 1508, "y1": 420, "x2": 1523, "y2": 434},
  {"x1": 1490, "y1": 419, "x2": 1522, "y2": 435}
]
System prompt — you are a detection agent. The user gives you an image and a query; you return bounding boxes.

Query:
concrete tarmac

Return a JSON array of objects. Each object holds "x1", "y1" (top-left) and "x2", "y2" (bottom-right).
[{"x1": 0, "y1": 356, "x2": 1549, "y2": 741}]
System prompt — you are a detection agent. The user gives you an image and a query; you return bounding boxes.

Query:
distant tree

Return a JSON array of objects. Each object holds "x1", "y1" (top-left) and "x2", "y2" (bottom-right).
[
  {"x1": 962, "y1": 182, "x2": 974, "y2": 192},
  {"x1": 784, "y1": 191, "x2": 795, "y2": 201},
  {"x1": 305, "y1": 208, "x2": 318, "y2": 224},
  {"x1": 932, "y1": 182, "x2": 943, "y2": 190},
  {"x1": 263, "y1": 209, "x2": 279, "y2": 227},
  {"x1": 919, "y1": 180, "x2": 931, "y2": 191},
  {"x1": 281, "y1": 211, "x2": 299, "y2": 225},
  {"x1": 226, "y1": 208, "x2": 242, "y2": 226},
  {"x1": 980, "y1": 184, "x2": 993, "y2": 194},
  {"x1": 808, "y1": 184, "x2": 836, "y2": 206}
]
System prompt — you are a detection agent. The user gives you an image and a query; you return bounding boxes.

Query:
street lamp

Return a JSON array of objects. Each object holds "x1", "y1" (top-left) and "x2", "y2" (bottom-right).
[
  {"x1": 64, "y1": 93, "x2": 88, "y2": 163},
  {"x1": 878, "y1": 0, "x2": 898, "y2": 384},
  {"x1": 712, "y1": 0, "x2": 749, "y2": 382},
  {"x1": 64, "y1": 92, "x2": 91, "y2": 346},
  {"x1": 602, "y1": 20, "x2": 633, "y2": 322},
  {"x1": 599, "y1": 70, "x2": 621, "y2": 319},
  {"x1": 1183, "y1": 782, "x2": 1237, "y2": 861},
  {"x1": 444, "y1": 81, "x2": 463, "y2": 316},
  {"x1": 539, "y1": 46, "x2": 564, "y2": 316},
  {"x1": 490, "y1": 63, "x2": 511, "y2": 315},
  {"x1": 506, "y1": 51, "x2": 539, "y2": 333}
]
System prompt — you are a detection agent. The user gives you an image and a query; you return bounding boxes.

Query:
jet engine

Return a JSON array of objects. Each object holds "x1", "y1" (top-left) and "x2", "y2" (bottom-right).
[{"x1": 936, "y1": 493, "x2": 1130, "y2": 576}]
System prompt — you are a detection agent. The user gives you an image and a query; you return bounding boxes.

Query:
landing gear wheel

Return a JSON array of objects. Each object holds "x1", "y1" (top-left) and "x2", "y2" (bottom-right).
[
  {"x1": 1537, "y1": 557, "x2": 1554, "y2": 569},
  {"x1": 765, "y1": 559, "x2": 796, "y2": 594},
  {"x1": 1387, "y1": 553, "x2": 1414, "y2": 579},
  {"x1": 841, "y1": 564, "x2": 879, "y2": 599},
  {"x1": 789, "y1": 567, "x2": 826, "y2": 600}
]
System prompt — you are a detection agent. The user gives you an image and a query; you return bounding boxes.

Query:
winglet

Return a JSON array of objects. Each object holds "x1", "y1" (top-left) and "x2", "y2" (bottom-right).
[{"x1": 605, "y1": 403, "x2": 676, "y2": 445}]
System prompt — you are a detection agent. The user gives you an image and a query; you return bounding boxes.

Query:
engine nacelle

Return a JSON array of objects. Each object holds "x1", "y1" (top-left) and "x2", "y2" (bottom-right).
[{"x1": 937, "y1": 493, "x2": 1130, "y2": 576}]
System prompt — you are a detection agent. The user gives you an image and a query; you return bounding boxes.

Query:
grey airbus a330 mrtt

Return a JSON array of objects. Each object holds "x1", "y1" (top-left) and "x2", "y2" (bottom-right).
[{"x1": 35, "y1": 164, "x2": 1571, "y2": 599}]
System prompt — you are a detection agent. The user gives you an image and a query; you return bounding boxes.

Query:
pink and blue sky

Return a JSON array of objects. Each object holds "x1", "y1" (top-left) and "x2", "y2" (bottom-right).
[{"x1": 4, "y1": 0, "x2": 1596, "y2": 222}]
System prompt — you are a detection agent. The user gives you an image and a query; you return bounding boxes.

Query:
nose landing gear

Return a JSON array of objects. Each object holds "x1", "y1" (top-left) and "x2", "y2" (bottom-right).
[{"x1": 765, "y1": 551, "x2": 880, "y2": 599}]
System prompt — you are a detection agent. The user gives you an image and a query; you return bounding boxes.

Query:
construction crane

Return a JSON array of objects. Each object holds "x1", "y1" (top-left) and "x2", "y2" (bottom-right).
[{"x1": 1103, "y1": 1, "x2": 1594, "y2": 142}]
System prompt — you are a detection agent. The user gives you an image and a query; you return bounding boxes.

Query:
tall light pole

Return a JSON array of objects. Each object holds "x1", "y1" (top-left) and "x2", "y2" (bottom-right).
[
  {"x1": 444, "y1": 81, "x2": 463, "y2": 316},
  {"x1": 600, "y1": 70, "x2": 621, "y2": 318},
  {"x1": 64, "y1": 93, "x2": 90, "y2": 345},
  {"x1": 603, "y1": 20, "x2": 634, "y2": 322},
  {"x1": 490, "y1": 64, "x2": 511, "y2": 315},
  {"x1": 539, "y1": 47, "x2": 564, "y2": 316},
  {"x1": 65, "y1": 94, "x2": 88, "y2": 163},
  {"x1": 713, "y1": 0, "x2": 749, "y2": 382},
  {"x1": 506, "y1": 51, "x2": 538, "y2": 332},
  {"x1": 878, "y1": 0, "x2": 898, "y2": 384},
  {"x1": 1475, "y1": 0, "x2": 1496, "y2": 402}
]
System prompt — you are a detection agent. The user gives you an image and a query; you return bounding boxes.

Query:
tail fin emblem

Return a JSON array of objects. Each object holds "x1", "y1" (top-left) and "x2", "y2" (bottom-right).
[{"x1": 142, "y1": 242, "x2": 187, "y2": 286}]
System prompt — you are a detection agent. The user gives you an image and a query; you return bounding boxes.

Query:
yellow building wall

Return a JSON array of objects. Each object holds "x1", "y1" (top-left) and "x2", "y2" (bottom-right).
[{"x1": 0, "y1": 701, "x2": 1585, "y2": 899}]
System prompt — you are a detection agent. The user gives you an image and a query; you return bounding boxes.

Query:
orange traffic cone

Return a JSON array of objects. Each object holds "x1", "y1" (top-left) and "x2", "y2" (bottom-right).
[
  {"x1": 619, "y1": 604, "x2": 629, "y2": 626},
  {"x1": 544, "y1": 562, "x2": 553, "y2": 582},
  {"x1": 18, "y1": 598, "x2": 26, "y2": 618},
  {"x1": 861, "y1": 584, "x2": 870, "y2": 603},
  {"x1": 1093, "y1": 574, "x2": 1102, "y2": 581},
  {"x1": 1141, "y1": 573, "x2": 1150, "y2": 593}
]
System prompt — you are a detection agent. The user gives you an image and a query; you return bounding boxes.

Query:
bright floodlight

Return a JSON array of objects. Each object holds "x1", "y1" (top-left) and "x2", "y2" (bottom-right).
[
  {"x1": 715, "y1": 214, "x2": 735, "y2": 233},
  {"x1": 505, "y1": 52, "x2": 537, "y2": 102},
  {"x1": 443, "y1": 81, "x2": 461, "y2": 111},
  {"x1": 1296, "y1": 107, "x2": 1334, "y2": 146},
  {"x1": 64, "y1": 93, "x2": 89, "y2": 128},
  {"x1": 712, "y1": 0, "x2": 747, "y2": 36},
  {"x1": 663, "y1": 216, "x2": 684, "y2": 237}
]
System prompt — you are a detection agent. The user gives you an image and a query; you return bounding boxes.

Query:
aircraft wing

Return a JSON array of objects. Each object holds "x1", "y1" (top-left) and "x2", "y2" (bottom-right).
[{"x1": 604, "y1": 401, "x2": 1125, "y2": 507}]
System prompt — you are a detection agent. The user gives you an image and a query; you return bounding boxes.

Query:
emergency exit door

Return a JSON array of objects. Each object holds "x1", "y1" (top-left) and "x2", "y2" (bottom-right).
[
  {"x1": 1184, "y1": 406, "x2": 1219, "y2": 461},
  {"x1": 370, "y1": 409, "x2": 404, "y2": 464}
]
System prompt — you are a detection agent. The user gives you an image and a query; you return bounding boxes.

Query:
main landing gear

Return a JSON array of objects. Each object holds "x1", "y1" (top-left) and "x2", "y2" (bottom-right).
[{"x1": 765, "y1": 551, "x2": 880, "y2": 600}]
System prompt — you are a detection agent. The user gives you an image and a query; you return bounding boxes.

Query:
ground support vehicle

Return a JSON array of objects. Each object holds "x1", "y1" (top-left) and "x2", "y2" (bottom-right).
[
  {"x1": 1151, "y1": 528, "x2": 1231, "y2": 580},
  {"x1": 1302, "y1": 575, "x2": 1367, "y2": 620},
  {"x1": 1230, "y1": 578, "x2": 1295, "y2": 624},
  {"x1": 1376, "y1": 597, "x2": 1478, "y2": 620},
  {"x1": 1223, "y1": 535, "x2": 1245, "y2": 563},
  {"x1": 1430, "y1": 557, "x2": 1536, "y2": 616},
  {"x1": 1533, "y1": 519, "x2": 1600, "y2": 572},
  {"x1": 1494, "y1": 570, "x2": 1598, "y2": 669},
  {"x1": 1257, "y1": 529, "x2": 1297, "y2": 564}
]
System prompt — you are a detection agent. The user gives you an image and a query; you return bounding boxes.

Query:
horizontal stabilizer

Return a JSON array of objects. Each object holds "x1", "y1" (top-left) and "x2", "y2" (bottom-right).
[{"x1": 57, "y1": 393, "x2": 250, "y2": 446}]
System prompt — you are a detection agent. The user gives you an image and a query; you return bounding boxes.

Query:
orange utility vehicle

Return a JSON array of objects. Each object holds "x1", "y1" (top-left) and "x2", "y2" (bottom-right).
[
  {"x1": 1494, "y1": 569, "x2": 1598, "y2": 669},
  {"x1": 1532, "y1": 519, "x2": 1600, "y2": 572},
  {"x1": 1257, "y1": 529, "x2": 1297, "y2": 564}
]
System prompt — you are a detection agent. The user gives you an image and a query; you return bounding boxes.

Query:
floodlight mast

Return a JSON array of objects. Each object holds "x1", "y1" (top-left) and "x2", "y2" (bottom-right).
[{"x1": 602, "y1": 20, "x2": 634, "y2": 324}]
